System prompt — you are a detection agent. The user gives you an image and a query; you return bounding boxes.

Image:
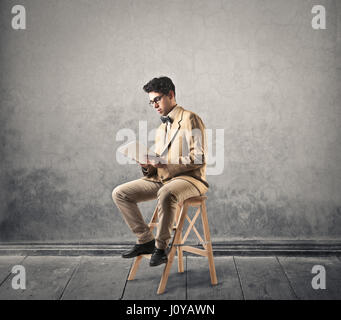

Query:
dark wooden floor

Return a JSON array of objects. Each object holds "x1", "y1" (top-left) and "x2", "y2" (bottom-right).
[{"x1": 0, "y1": 255, "x2": 340, "y2": 300}]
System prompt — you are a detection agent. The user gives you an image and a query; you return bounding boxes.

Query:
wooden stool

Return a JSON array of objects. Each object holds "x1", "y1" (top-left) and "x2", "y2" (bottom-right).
[{"x1": 127, "y1": 195, "x2": 218, "y2": 294}]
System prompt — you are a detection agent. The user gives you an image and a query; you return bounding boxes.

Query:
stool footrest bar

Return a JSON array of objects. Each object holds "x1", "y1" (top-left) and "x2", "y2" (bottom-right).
[{"x1": 181, "y1": 246, "x2": 208, "y2": 257}]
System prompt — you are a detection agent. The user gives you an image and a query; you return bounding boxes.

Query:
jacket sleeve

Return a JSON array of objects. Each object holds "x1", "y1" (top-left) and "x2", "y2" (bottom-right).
[{"x1": 167, "y1": 113, "x2": 207, "y2": 176}]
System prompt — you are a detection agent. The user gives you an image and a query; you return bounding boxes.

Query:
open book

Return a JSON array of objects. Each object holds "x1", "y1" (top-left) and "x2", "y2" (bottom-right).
[{"x1": 117, "y1": 141, "x2": 166, "y2": 164}]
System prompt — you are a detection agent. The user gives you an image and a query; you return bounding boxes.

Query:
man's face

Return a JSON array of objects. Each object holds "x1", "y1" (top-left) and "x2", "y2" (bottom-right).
[{"x1": 148, "y1": 91, "x2": 173, "y2": 116}]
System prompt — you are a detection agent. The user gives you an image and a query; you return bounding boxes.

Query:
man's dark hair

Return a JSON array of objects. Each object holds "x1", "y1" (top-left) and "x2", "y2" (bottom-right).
[{"x1": 143, "y1": 76, "x2": 176, "y2": 97}]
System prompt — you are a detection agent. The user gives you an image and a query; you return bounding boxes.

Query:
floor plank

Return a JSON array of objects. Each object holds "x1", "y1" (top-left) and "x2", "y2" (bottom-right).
[
  {"x1": 187, "y1": 256, "x2": 243, "y2": 300},
  {"x1": 0, "y1": 256, "x2": 80, "y2": 300},
  {"x1": 122, "y1": 257, "x2": 186, "y2": 300},
  {"x1": 278, "y1": 256, "x2": 341, "y2": 300},
  {"x1": 234, "y1": 256, "x2": 296, "y2": 300},
  {"x1": 61, "y1": 256, "x2": 131, "y2": 300},
  {"x1": 0, "y1": 256, "x2": 27, "y2": 286}
]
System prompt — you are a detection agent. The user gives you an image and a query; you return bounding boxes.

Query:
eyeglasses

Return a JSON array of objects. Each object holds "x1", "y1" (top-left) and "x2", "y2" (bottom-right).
[{"x1": 149, "y1": 94, "x2": 164, "y2": 106}]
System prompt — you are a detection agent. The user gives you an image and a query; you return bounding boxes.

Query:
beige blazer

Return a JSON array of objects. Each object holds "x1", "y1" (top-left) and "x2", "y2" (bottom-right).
[{"x1": 141, "y1": 105, "x2": 209, "y2": 195}]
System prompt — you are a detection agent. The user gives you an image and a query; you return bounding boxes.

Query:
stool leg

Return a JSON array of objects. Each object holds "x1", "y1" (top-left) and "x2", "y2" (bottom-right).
[
  {"x1": 177, "y1": 232, "x2": 184, "y2": 273},
  {"x1": 157, "y1": 204, "x2": 188, "y2": 294},
  {"x1": 128, "y1": 255, "x2": 143, "y2": 280},
  {"x1": 175, "y1": 204, "x2": 184, "y2": 273},
  {"x1": 201, "y1": 201, "x2": 218, "y2": 285}
]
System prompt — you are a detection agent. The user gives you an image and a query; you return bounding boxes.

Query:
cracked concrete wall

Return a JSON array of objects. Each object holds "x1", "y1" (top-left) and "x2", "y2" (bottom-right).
[{"x1": 0, "y1": 0, "x2": 340, "y2": 242}]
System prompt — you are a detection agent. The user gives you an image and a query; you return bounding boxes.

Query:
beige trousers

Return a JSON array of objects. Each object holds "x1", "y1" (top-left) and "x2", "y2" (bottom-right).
[{"x1": 112, "y1": 178, "x2": 201, "y2": 250}]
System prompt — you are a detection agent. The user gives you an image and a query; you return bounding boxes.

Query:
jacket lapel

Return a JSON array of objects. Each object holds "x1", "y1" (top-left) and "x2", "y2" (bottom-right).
[{"x1": 159, "y1": 106, "x2": 184, "y2": 157}]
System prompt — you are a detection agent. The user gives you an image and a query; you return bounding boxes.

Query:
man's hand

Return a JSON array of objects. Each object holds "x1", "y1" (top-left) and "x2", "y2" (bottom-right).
[
  {"x1": 147, "y1": 155, "x2": 167, "y2": 168},
  {"x1": 148, "y1": 161, "x2": 167, "y2": 168},
  {"x1": 138, "y1": 161, "x2": 167, "y2": 168},
  {"x1": 137, "y1": 156, "x2": 168, "y2": 169}
]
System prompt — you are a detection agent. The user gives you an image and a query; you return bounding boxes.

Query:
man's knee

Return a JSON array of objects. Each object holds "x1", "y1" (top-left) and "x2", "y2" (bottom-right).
[{"x1": 112, "y1": 185, "x2": 125, "y2": 202}]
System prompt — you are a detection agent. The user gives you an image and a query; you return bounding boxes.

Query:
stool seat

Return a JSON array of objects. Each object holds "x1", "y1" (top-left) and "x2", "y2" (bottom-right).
[{"x1": 127, "y1": 195, "x2": 218, "y2": 294}]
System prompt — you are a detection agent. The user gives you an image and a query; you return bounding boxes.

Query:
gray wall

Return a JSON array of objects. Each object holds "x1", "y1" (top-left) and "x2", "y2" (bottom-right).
[{"x1": 0, "y1": 0, "x2": 340, "y2": 242}]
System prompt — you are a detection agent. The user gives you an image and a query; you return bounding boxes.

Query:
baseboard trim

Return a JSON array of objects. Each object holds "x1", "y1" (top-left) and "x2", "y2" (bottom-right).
[{"x1": 0, "y1": 240, "x2": 340, "y2": 256}]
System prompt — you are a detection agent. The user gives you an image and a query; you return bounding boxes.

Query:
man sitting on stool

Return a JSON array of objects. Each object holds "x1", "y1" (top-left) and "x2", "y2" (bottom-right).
[{"x1": 112, "y1": 76, "x2": 209, "y2": 267}]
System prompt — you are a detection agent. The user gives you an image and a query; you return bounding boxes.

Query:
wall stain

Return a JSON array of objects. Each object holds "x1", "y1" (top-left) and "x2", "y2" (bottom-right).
[{"x1": 0, "y1": 167, "x2": 129, "y2": 241}]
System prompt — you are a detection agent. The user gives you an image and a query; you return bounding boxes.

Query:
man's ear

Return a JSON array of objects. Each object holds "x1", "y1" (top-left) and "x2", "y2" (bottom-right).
[{"x1": 168, "y1": 90, "x2": 175, "y2": 99}]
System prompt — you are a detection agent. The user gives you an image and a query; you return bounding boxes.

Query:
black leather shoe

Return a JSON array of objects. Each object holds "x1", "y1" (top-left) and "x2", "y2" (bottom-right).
[
  {"x1": 149, "y1": 248, "x2": 168, "y2": 267},
  {"x1": 121, "y1": 239, "x2": 155, "y2": 258}
]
